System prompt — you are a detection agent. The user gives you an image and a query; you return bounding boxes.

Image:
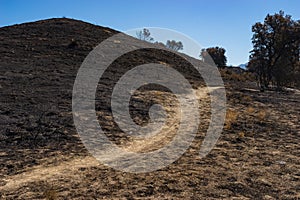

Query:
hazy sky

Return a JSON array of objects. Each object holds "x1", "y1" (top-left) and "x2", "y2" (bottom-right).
[{"x1": 1, "y1": 0, "x2": 299, "y2": 65}]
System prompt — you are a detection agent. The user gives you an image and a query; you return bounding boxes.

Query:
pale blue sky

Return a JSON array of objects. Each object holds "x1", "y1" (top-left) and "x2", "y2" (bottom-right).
[{"x1": 1, "y1": 0, "x2": 299, "y2": 65}]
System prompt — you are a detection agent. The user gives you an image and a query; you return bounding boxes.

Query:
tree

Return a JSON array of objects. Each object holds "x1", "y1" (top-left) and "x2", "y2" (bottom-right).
[
  {"x1": 200, "y1": 47, "x2": 227, "y2": 68},
  {"x1": 248, "y1": 11, "x2": 300, "y2": 89},
  {"x1": 136, "y1": 28, "x2": 154, "y2": 42},
  {"x1": 165, "y1": 40, "x2": 183, "y2": 51},
  {"x1": 135, "y1": 29, "x2": 184, "y2": 51}
]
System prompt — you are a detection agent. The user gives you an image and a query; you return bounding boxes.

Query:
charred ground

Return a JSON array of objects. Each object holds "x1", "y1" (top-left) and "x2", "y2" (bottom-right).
[{"x1": 0, "y1": 18, "x2": 299, "y2": 199}]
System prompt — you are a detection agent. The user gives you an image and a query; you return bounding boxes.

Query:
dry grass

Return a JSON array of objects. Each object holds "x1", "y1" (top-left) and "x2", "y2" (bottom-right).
[
  {"x1": 243, "y1": 95, "x2": 253, "y2": 102},
  {"x1": 220, "y1": 69, "x2": 255, "y2": 82},
  {"x1": 257, "y1": 110, "x2": 267, "y2": 121},
  {"x1": 246, "y1": 106, "x2": 255, "y2": 114},
  {"x1": 43, "y1": 187, "x2": 57, "y2": 200},
  {"x1": 225, "y1": 109, "x2": 239, "y2": 130},
  {"x1": 238, "y1": 131, "x2": 245, "y2": 138}
]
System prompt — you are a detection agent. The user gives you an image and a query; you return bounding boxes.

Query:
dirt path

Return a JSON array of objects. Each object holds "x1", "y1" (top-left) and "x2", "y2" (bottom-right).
[
  {"x1": 123, "y1": 86, "x2": 219, "y2": 153},
  {"x1": 1, "y1": 85, "x2": 299, "y2": 199},
  {"x1": 1, "y1": 86, "x2": 216, "y2": 192},
  {"x1": 0, "y1": 156, "x2": 99, "y2": 192}
]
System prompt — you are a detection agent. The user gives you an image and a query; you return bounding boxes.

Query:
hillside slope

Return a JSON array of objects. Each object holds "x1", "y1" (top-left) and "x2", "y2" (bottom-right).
[{"x1": 0, "y1": 18, "x2": 299, "y2": 199}]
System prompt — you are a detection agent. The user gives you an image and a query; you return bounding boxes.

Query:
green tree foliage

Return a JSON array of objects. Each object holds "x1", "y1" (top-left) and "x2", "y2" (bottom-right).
[
  {"x1": 248, "y1": 11, "x2": 300, "y2": 89},
  {"x1": 200, "y1": 47, "x2": 227, "y2": 68},
  {"x1": 165, "y1": 40, "x2": 183, "y2": 51}
]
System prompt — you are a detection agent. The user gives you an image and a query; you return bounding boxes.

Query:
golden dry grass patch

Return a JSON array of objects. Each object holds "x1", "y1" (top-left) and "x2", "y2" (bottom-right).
[
  {"x1": 257, "y1": 110, "x2": 268, "y2": 121},
  {"x1": 238, "y1": 131, "x2": 245, "y2": 139},
  {"x1": 246, "y1": 106, "x2": 255, "y2": 114},
  {"x1": 225, "y1": 109, "x2": 239, "y2": 130}
]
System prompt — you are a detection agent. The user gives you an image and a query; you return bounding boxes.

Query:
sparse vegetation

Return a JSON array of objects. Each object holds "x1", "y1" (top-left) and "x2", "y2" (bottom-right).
[
  {"x1": 219, "y1": 68, "x2": 256, "y2": 87},
  {"x1": 165, "y1": 40, "x2": 183, "y2": 51},
  {"x1": 0, "y1": 17, "x2": 299, "y2": 199},
  {"x1": 238, "y1": 131, "x2": 245, "y2": 139},
  {"x1": 246, "y1": 106, "x2": 255, "y2": 114},
  {"x1": 136, "y1": 28, "x2": 154, "y2": 42},
  {"x1": 136, "y1": 28, "x2": 184, "y2": 51},
  {"x1": 225, "y1": 109, "x2": 239, "y2": 130},
  {"x1": 44, "y1": 188, "x2": 57, "y2": 200},
  {"x1": 257, "y1": 110, "x2": 268, "y2": 121}
]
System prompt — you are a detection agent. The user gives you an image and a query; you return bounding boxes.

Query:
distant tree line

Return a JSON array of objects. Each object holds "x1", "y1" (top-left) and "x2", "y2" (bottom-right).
[
  {"x1": 248, "y1": 11, "x2": 300, "y2": 90},
  {"x1": 136, "y1": 28, "x2": 183, "y2": 51},
  {"x1": 137, "y1": 14, "x2": 300, "y2": 90},
  {"x1": 136, "y1": 29, "x2": 226, "y2": 66}
]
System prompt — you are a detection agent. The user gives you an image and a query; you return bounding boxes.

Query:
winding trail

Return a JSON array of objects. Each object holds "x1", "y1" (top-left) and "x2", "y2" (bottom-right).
[
  {"x1": 0, "y1": 156, "x2": 99, "y2": 192},
  {"x1": 0, "y1": 86, "x2": 220, "y2": 192}
]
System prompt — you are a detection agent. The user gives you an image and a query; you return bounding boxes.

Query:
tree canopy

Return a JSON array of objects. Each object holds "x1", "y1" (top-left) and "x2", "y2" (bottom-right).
[
  {"x1": 136, "y1": 28, "x2": 154, "y2": 42},
  {"x1": 165, "y1": 40, "x2": 183, "y2": 51},
  {"x1": 136, "y1": 29, "x2": 183, "y2": 51},
  {"x1": 248, "y1": 11, "x2": 300, "y2": 89},
  {"x1": 200, "y1": 47, "x2": 227, "y2": 68}
]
